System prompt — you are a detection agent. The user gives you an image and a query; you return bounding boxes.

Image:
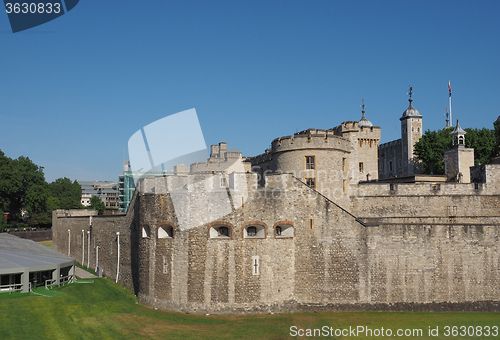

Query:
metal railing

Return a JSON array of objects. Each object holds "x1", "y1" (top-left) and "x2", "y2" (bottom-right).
[
  {"x1": 45, "y1": 274, "x2": 76, "y2": 290},
  {"x1": 0, "y1": 283, "x2": 23, "y2": 294}
]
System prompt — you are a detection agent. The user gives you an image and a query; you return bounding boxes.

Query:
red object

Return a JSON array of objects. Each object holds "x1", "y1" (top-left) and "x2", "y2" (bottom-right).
[{"x1": 448, "y1": 81, "x2": 452, "y2": 97}]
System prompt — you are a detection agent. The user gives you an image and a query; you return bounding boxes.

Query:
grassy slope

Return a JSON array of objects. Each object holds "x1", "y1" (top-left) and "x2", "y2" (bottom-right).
[
  {"x1": 0, "y1": 277, "x2": 499, "y2": 339},
  {"x1": 38, "y1": 240, "x2": 52, "y2": 248}
]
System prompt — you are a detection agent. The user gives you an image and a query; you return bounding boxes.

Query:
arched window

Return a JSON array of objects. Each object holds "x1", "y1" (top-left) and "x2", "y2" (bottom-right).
[
  {"x1": 209, "y1": 222, "x2": 234, "y2": 239},
  {"x1": 158, "y1": 224, "x2": 174, "y2": 239},
  {"x1": 142, "y1": 224, "x2": 150, "y2": 238},
  {"x1": 218, "y1": 227, "x2": 229, "y2": 237},
  {"x1": 274, "y1": 222, "x2": 294, "y2": 238},
  {"x1": 247, "y1": 226, "x2": 257, "y2": 236},
  {"x1": 243, "y1": 223, "x2": 266, "y2": 239}
]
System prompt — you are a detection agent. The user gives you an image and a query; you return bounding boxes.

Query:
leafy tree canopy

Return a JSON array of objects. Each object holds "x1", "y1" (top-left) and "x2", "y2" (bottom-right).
[
  {"x1": 0, "y1": 150, "x2": 48, "y2": 219},
  {"x1": 89, "y1": 195, "x2": 105, "y2": 215},
  {"x1": 414, "y1": 126, "x2": 496, "y2": 175},
  {"x1": 48, "y1": 177, "x2": 83, "y2": 210},
  {"x1": 494, "y1": 116, "x2": 500, "y2": 156},
  {"x1": 464, "y1": 127, "x2": 496, "y2": 165},
  {"x1": 0, "y1": 210, "x2": 7, "y2": 232}
]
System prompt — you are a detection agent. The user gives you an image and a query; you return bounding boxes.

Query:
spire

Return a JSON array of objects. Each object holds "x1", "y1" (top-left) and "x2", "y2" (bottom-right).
[
  {"x1": 444, "y1": 107, "x2": 450, "y2": 129},
  {"x1": 401, "y1": 85, "x2": 421, "y2": 120},
  {"x1": 358, "y1": 98, "x2": 373, "y2": 127},
  {"x1": 450, "y1": 119, "x2": 466, "y2": 146}
]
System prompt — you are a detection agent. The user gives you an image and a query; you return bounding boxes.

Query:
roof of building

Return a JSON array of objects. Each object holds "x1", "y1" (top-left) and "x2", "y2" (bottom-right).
[
  {"x1": 358, "y1": 111, "x2": 373, "y2": 127},
  {"x1": 0, "y1": 233, "x2": 74, "y2": 274},
  {"x1": 401, "y1": 100, "x2": 422, "y2": 119},
  {"x1": 451, "y1": 119, "x2": 466, "y2": 136},
  {"x1": 358, "y1": 99, "x2": 373, "y2": 127}
]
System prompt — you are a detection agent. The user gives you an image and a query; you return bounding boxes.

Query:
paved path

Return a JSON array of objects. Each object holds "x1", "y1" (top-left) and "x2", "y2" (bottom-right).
[{"x1": 75, "y1": 266, "x2": 97, "y2": 279}]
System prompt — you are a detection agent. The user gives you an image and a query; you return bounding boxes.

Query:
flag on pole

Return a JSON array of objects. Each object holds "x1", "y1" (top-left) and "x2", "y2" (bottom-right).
[{"x1": 448, "y1": 81, "x2": 452, "y2": 97}]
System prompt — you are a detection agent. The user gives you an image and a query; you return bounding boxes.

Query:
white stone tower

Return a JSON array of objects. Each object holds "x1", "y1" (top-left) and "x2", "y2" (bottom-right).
[
  {"x1": 444, "y1": 119, "x2": 474, "y2": 183},
  {"x1": 400, "y1": 86, "x2": 423, "y2": 176}
]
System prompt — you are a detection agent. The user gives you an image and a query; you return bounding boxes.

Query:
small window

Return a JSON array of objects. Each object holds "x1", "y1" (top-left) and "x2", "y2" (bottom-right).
[
  {"x1": 221, "y1": 177, "x2": 226, "y2": 187},
  {"x1": 142, "y1": 225, "x2": 151, "y2": 238},
  {"x1": 251, "y1": 256, "x2": 259, "y2": 276},
  {"x1": 359, "y1": 162, "x2": 364, "y2": 173},
  {"x1": 244, "y1": 224, "x2": 265, "y2": 239},
  {"x1": 342, "y1": 158, "x2": 347, "y2": 172},
  {"x1": 218, "y1": 227, "x2": 229, "y2": 237},
  {"x1": 158, "y1": 224, "x2": 174, "y2": 239},
  {"x1": 389, "y1": 161, "x2": 393, "y2": 171},
  {"x1": 343, "y1": 179, "x2": 347, "y2": 194},
  {"x1": 305, "y1": 177, "x2": 315, "y2": 189},
  {"x1": 163, "y1": 256, "x2": 168, "y2": 274},
  {"x1": 209, "y1": 224, "x2": 233, "y2": 239},
  {"x1": 308, "y1": 218, "x2": 314, "y2": 230},
  {"x1": 305, "y1": 156, "x2": 315, "y2": 170},
  {"x1": 275, "y1": 224, "x2": 294, "y2": 238}
]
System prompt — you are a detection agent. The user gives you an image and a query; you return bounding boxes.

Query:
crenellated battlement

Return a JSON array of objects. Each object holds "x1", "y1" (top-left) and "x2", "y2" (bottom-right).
[
  {"x1": 269, "y1": 129, "x2": 352, "y2": 154},
  {"x1": 332, "y1": 121, "x2": 381, "y2": 139},
  {"x1": 247, "y1": 150, "x2": 272, "y2": 165},
  {"x1": 379, "y1": 138, "x2": 402, "y2": 149}
]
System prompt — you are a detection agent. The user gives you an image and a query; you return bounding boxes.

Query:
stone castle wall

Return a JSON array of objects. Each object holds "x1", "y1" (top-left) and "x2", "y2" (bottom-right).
[
  {"x1": 52, "y1": 195, "x2": 140, "y2": 295},
  {"x1": 53, "y1": 169, "x2": 500, "y2": 313},
  {"x1": 378, "y1": 139, "x2": 403, "y2": 178}
]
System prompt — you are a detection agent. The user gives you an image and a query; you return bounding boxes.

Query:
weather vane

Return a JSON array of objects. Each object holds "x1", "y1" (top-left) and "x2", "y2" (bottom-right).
[
  {"x1": 407, "y1": 85, "x2": 413, "y2": 101},
  {"x1": 361, "y1": 98, "x2": 366, "y2": 113}
]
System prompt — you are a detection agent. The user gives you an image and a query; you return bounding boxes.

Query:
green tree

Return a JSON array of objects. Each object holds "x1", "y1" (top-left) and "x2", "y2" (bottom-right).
[
  {"x1": 464, "y1": 128, "x2": 496, "y2": 165},
  {"x1": 0, "y1": 151, "x2": 48, "y2": 219},
  {"x1": 0, "y1": 150, "x2": 14, "y2": 214},
  {"x1": 414, "y1": 127, "x2": 497, "y2": 175},
  {"x1": 29, "y1": 211, "x2": 52, "y2": 227},
  {"x1": 494, "y1": 116, "x2": 500, "y2": 156},
  {"x1": 0, "y1": 210, "x2": 7, "y2": 232},
  {"x1": 414, "y1": 128, "x2": 453, "y2": 175},
  {"x1": 89, "y1": 196, "x2": 105, "y2": 215},
  {"x1": 48, "y1": 177, "x2": 83, "y2": 209}
]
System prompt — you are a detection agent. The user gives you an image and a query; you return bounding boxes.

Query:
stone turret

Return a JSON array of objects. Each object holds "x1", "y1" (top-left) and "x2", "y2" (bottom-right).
[
  {"x1": 400, "y1": 86, "x2": 423, "y2": 176},
  {"x1": 444, "y1": 119, "x2": 474, "y2": 183}
]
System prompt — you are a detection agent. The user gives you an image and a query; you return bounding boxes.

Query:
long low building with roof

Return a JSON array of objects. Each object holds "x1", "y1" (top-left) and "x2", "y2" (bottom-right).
[{"x1": 0, "y1": 234, "x2": 75, "y2": 293}]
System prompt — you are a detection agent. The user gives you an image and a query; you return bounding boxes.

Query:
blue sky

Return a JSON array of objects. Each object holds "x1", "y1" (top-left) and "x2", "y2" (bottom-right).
[{"x1": 1, "y1": 1, "x2": 499, "y2": 182}]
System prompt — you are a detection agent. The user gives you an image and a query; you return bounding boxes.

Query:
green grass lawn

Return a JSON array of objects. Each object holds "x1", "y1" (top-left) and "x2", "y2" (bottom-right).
[
  {"x1": 0, "y1": 278, "x2": 499, "y2": 339},
  {"x1": 38, "y1": 240, "x2": 52, "y2": 248}
]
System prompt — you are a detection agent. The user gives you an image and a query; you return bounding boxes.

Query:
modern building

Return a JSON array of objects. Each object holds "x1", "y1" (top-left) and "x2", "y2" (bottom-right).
[
  {"x1": 0, "y1": 233, "x2": 75, "y2": 293},
  {"x1": 118, "y1": 161, "x2": 173, "y2": 212},
  {"x1": 79, "y1": 180, "x2": 120, "y2": 209}
]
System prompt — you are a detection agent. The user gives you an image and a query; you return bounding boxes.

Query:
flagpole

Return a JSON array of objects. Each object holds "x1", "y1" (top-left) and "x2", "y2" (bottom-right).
[{"x1": 448, "y1": 81, "x2": 452, "y2": 127}]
